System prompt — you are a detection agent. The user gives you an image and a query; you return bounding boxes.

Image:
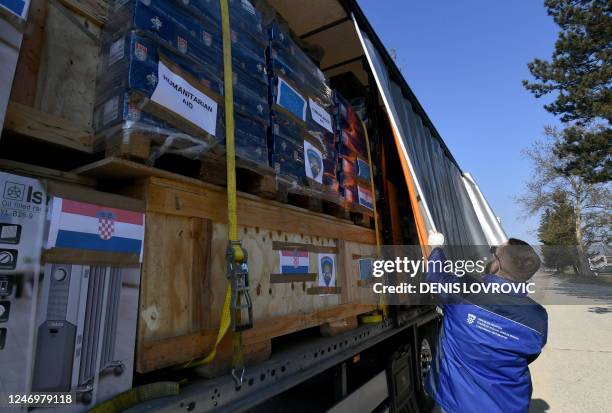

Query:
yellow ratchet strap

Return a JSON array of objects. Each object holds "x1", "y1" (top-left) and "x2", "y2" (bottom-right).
[
  {"x1": 183, "y1": 0, "x2": 244, "y2": 370},
  {"x1": 361, "y1": 117, "x2": 388, "y2": 319}
]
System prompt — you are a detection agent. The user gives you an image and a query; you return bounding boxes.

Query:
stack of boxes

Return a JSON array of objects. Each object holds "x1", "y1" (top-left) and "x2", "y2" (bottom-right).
[
  {"x1": 93, "y1": 0, "x2": 225, "y2": 158},
  {"x1": 267, "y1": 22, "x2": 339, "y2": 195},
  {"x1": 216, "y1": 0, "x2": 270, "y2": 166},
  {"x1": 93, "y1": 0, "x2": 269, "y2": 168},
  {"x1": 334, "y1": 91, "x2": 374, "y2": 211}
]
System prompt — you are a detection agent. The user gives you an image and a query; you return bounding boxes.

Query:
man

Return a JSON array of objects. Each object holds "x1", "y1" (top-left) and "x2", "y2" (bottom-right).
[{"x1": 424, "y1": 232, "x2": 548, "y2": 413}]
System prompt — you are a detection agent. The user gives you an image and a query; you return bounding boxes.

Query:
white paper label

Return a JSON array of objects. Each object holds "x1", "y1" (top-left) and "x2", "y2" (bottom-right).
[
  {"x1": 304, "y1": 140, "x2": 324, "y2": 183},
  {"x1": 317, "y1": 254, "x2": 336, "y2": 289},
  {"x1": 151, "y1": 60, "x2": 218, "y2": 136},
  {"x1": 108, "y1": 37, "x2": 125, "y2": 67},
  {"x1": 103, "y1": 97, "x2": 119, "y2": 125},
  {"x1": 308, "y1": 98, "x2": 333, "y2": 133},
  {"x1": 0, "y1": 171, "x2": 45, "y2": 273}
]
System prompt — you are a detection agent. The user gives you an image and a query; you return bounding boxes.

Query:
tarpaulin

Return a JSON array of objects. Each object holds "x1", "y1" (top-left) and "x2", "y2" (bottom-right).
[{"x1": 354, "y1": 20, "x2": 489, "y2": 248}]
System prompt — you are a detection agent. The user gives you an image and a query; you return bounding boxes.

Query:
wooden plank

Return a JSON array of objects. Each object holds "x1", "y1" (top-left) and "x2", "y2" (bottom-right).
[
  {"x1": 46, "y1": 180, "x2": 144, "y2": 211},
  {"x1": 73, "y1": 157, "x2": 207, "y2": 184},
  {"x1": 10, "y1": 0, "x2": 48, "y2": 106},
  {"x1": 43, "y1": 248, "x2": 140, "y2": 267},
  {"x1": 320, "y1": 315, "x2": 358, "y2": 337},
  {"x1": 138, "y1": 213, "x2": 200, "y2": 343},
  {"x1": 270, "y1": 273, "x2": 317, "y2": 283},
  {"x1": 74, "y1": 159, "x2": 374, "y2": 243},
  {"x1": 242, "y1": 303, "x2": 374, "y2": 345},
  {"x1": 0, "y1": 158, "x2": 96, "y2": 186},
  {"x1": 147, "y1": 177, "x2": 376, "y2": 245},
  {"x1": 35, "y1": 4, "x2": 100, "y2": 126},
  {"x1": 137, "y1": 303, "x2": 375, "y2": 372},
  {"x1": 4, "y1": 102, "x2": 93, "y2": 152},
  {"x1": 57, "y1": 0, "x2": 108, "y2": 26},
  {"x1": 307, "y1": 286, "x2": 342, "y2": 295},
  {"x1": 272, "y1": 241, "x2": 338, "y2": 253},
  {"x1": 190, "y1": 218, "x2": 213, "y2": 331}
]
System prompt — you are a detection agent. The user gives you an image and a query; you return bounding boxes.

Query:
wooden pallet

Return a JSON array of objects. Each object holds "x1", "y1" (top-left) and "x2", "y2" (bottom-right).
[
  {"x1": 350, "y1": 203, "x2": 375, "y2": 228},
  {"x1": 277, "y1": 179, "x2": 350, "y2": 220},
  {"x1": 116, "y1": 176, "x2": 380, "y2": 375},
  {"x1": 99, "y1": 129, "x2": 278, "y2": 199},
  {"x1": 141, "y1": 304, "x2": 376, "y2": 377},
  {"x1": 199, "y1": 152, "x2": 277, "y2": 200}
]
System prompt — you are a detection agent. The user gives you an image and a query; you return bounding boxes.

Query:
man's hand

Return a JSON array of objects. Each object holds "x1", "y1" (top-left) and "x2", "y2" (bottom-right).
[{"x1": 428, "y1": 230, "x2": 445, "y2": 247}]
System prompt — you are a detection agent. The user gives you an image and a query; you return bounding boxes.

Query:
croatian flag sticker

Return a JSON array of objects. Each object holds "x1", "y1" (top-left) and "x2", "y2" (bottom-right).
[
  {"x1": 279, "y1": 249, "x2": 310, "y2": 274},
  {"x1": 46, "y1": 198, "x2": 145, "y2": 260}
]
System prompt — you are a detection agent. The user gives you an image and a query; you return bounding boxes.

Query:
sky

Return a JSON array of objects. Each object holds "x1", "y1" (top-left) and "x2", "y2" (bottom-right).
[{"x1": 357, "y1": 0, "x2": 561, "y2": 243}]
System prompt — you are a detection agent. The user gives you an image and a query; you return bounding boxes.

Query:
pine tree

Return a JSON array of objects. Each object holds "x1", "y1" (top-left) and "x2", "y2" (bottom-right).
[
  {"x1": 523, "y1": 0, "x2": 611, "y2": 183},
  {"x1": 537, "y1": 191, "x2": 579, "y2": 272}
]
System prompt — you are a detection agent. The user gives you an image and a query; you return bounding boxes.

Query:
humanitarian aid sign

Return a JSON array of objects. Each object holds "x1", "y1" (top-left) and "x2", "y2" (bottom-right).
[
  {"x1": 308, "y1": 98, "x2": 333, "y2": 133},
  {"x1": 151, "y1": 60, "x2": 218, "y2": 136}
]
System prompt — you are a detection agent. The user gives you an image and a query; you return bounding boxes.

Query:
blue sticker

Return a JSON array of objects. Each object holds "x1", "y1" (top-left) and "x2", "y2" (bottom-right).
[
  {"x1": 1, "y1": 0, "x2": 26, "y2": 17},
  {"x1": 276, "y1": 78, "x2": 306, "y2": 121},
  {"x1": 356, "y1": 158, "x2": 371, "y2": 181},
  {"x1": 359, "y1": 258, "x2": 373, "y2": 280}
]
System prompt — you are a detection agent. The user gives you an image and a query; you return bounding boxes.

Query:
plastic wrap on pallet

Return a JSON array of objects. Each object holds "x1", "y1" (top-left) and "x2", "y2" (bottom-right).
[
  {"x1": 233, "y1": 69, "x2": 269, "y2": 124},
  {"x1": 268, "y1": 49, "x2": 332, "y2": 106},
  {"x1": 232, "y1": 44, "x2": 267, "y2": 85},
  {"x1": 233, "y1": 113, "x2": 269, "y2": 165},
  {"x1": 305, "y1": 95, "x2": 336, "y2": 150},
  {"x1": 183, "y1": 0, "x2": 267, "y2": 48},
  {"x1": 268, "y1": 22, "x2": 328, "y2": 85},
  {"x1": 269, "y1": 108, "x2": 306, "y2": 184},
  {"x1": 270, "y1": 76, "x2": 308, "y2": 122},
  {"x1": 269, "y1": 133, "x2": 305, "y2": 186},
  {"x1": 104, "y1": 1, "x2": 267, "y2": 87},
  {"x1": 94, "y1": 32, "x2": 225, "y2": 161},
  {"x1": 342, "y1": 181, "x2": 374, "y2": 211},
  {"x1": 93, "y1": 90, "x2": 221, "y2": 161},
  {"x1": 338, "y1": 156, "x2": 371, "y2": 183},
  {"x1": 104, "y1": 0, "x2": 223, "y2": 72},
  {"x1": 333, "y1": 90, "x2": 368, "y2": 159},
  {"x1": 96, "y1": 31, "x2": 224, "y2": 106},
  {"x1": 270, "y1": 108, "x2": 339, "y2": 193}
]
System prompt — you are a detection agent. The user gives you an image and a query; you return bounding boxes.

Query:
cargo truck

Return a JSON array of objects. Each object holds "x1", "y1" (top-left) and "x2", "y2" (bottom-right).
[{"x1": 0, "y1": 0, "x2": 506, "y2": 412}]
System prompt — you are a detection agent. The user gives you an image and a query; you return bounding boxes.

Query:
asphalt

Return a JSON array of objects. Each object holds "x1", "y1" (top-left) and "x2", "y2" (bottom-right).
[{"x1": 529, "y1": 273, "x2": 612, "y2": 413}]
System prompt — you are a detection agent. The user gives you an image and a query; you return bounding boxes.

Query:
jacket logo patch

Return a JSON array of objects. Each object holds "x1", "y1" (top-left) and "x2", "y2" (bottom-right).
[{"x1": 467, "y1": 313, "x2": 476, "y2": 325}]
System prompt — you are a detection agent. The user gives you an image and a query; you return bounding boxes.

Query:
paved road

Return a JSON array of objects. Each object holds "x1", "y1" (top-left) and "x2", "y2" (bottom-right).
[{"x1": 529, "y1": 273, "x2": 612, "y2": 413}]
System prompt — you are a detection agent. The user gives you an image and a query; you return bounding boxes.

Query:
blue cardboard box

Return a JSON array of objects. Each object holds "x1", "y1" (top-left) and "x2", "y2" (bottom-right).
[
  {"x1": 96, "y1": 31, "x2": 224, "y2": 105},
  {"x1": 95, "y1": 32, "x2": 225, "y2": 147},
  {"x1": 184, "y1": 0, "x2": 267, "y2": 49},
  {"x1": 234, "y1": 113, "x2": 269, "y2": 165},
  {"x1": 105, "y1": 0, "x2": 223, "y2": 72},
  {"x1": 233, "y1": 70, "x2": 270, "y2": 125}
]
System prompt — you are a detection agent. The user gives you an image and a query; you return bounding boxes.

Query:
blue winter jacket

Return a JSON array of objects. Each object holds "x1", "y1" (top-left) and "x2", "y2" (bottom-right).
[{"x1": 425, "y1": 248, "x2": 548, "y2": 413}]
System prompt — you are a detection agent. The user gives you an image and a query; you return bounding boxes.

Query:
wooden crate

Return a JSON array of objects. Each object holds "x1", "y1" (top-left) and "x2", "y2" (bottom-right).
[{"x1": 123, "y1": 176, "x2": 379, "y2": 373}]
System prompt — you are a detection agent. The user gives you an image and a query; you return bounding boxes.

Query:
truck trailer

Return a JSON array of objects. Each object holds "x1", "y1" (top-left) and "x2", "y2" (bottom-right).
[{"x1": 0, "y1": 0, "x2": 506, "y2": 412}]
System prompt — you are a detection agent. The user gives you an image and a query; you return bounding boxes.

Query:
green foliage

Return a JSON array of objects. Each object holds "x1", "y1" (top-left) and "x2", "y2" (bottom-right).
[
  {"x1": 537, "y1": 191, "x2": 579, "y2": 271},
  {"x1": 554, "y1": 125, "x2": 611, "y2": 182},
  {"x1": 523, "y1": 0, "x2": 612, "y2": 183}
]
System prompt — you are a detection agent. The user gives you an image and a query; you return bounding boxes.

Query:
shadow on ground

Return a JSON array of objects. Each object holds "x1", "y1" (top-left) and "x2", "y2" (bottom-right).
[
  {"x1": 529, "y1": 398, "x2": 550, "y2": 413},
  {"x1": 588, "y1": 305, "x2": 612, "y2": 314},
  {"x1": 534, "y1": 272, "x2": 612, "y2": 304}
]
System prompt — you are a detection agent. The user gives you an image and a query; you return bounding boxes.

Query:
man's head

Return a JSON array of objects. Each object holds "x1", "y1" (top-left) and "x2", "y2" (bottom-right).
[{"x1": 487, "y1": 238, "x2": 541, "y2": 282}]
